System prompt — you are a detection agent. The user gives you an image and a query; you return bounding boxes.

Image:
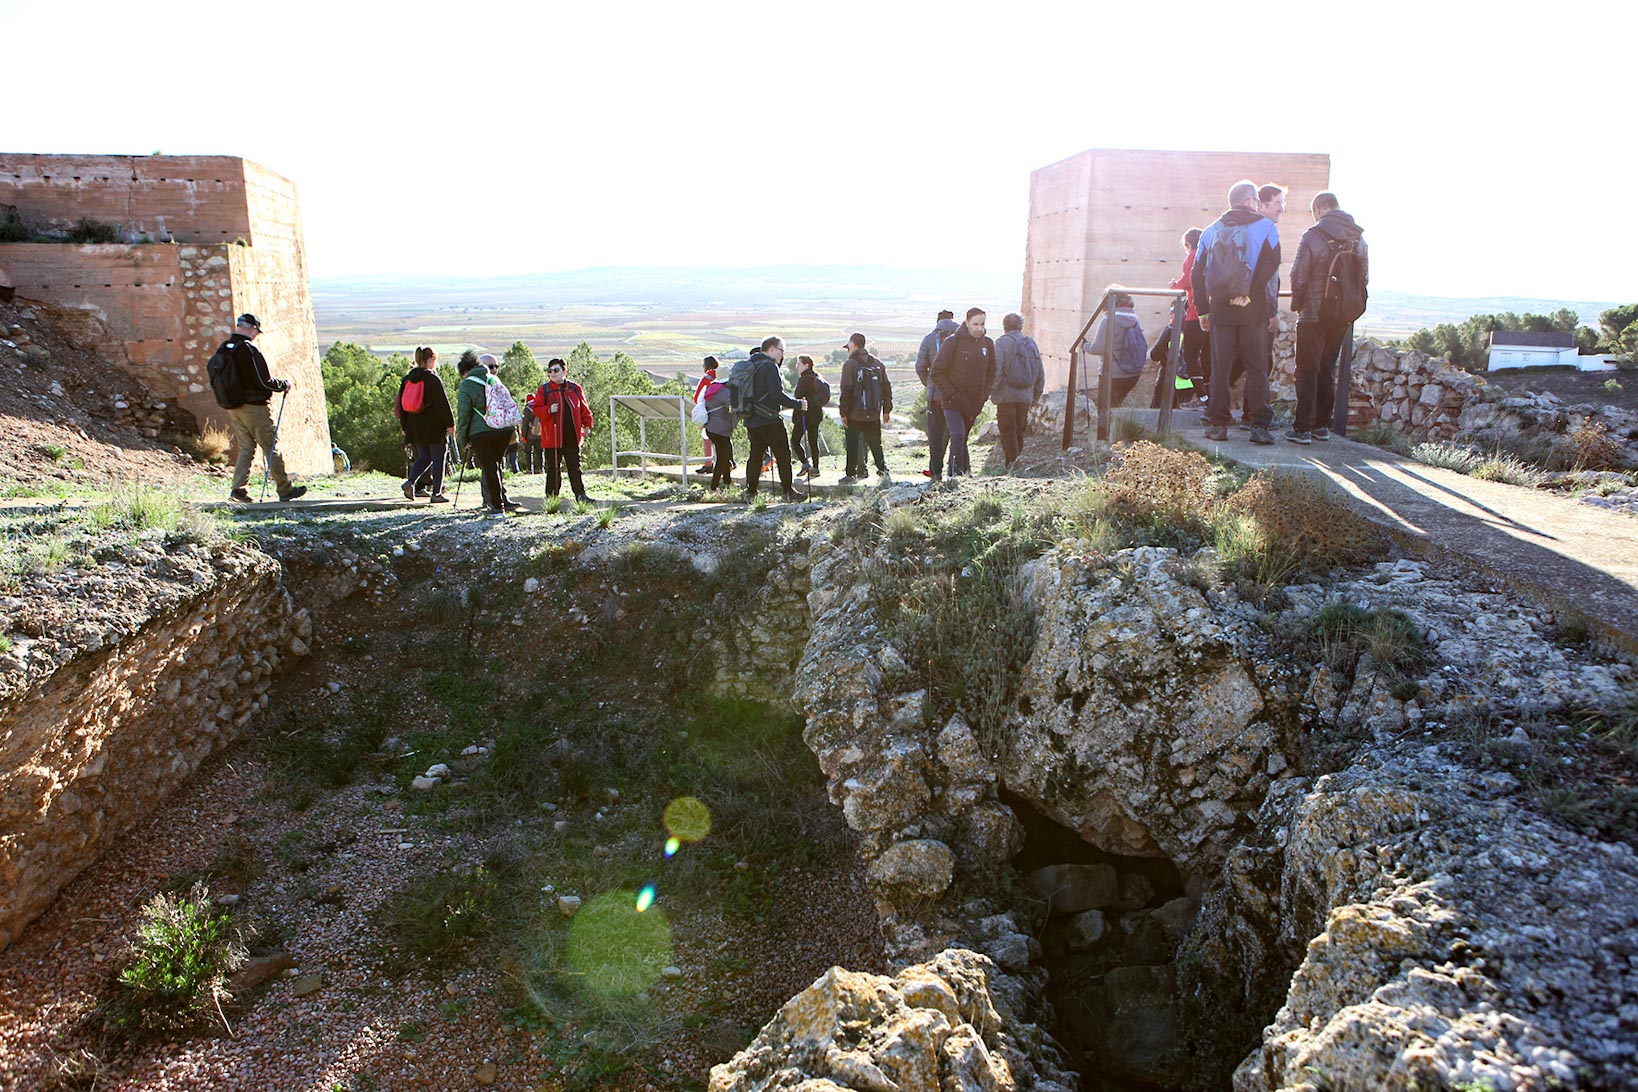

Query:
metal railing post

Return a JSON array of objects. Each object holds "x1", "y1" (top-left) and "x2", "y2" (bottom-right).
[
  {"x1": 1062, "y1": 344, "x2": 1079, "y2": 449},
  {"x1": 1098, "y1": 288, "x2": 1115, "y2": 442},
  {"x1": 1158, "y1": 293, "x2": 1187, "y2": 435},
  {"x1": 610, "y1": 396, "x2": 618, "y2": 479}
]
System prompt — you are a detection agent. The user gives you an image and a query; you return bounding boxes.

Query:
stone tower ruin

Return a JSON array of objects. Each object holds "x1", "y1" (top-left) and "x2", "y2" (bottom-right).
[
  {"x1": 0, "y1": 154, "x2": 331, "y2": 474},
  {"x1": 1022, "y1": 148, "x2": 1331, "y2": 389}
]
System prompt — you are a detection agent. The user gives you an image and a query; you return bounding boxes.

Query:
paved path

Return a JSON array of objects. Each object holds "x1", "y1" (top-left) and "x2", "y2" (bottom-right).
[{"x1": 1113, "y1": 409, "x2": 1638, "y2": 652}]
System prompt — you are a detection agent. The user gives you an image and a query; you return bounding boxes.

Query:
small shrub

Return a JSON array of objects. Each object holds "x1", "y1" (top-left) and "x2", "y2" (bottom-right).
[
  {"x1": 1411, "y1": 441, "x2": 1482, "y2": 474},
  {"x1": 103, "y1": 885, "x2": 246, "y2": 1037},
  {"x1": 0, "y1": 207, "x2": 28, "y2": 242},
  {"x1": 67, "y1": 217, "x2": 121, "y2": 244},
  {"x1": 1354, "y1": 423, "x2": 1414, "y2": 456},
  {"x1": 1471, "y1": 452, "x2": 1545, "y2": 487},
  {"x1": 1219, "y1": 471, "x2": 1385, "y2": 579},
  {"x1": 1569, "y1": 421, "x2": 1622, "y2": 472},
  {"x1": 545, "y1": 494, "x2": 563, "y2": 515},
  {"x1": 89, "y1": 487, "x2": 183, "y2": 533},
  {"x1": 379, "y1": 865, "x2": 499, "y2": 966},
  {"x1": 596, "y1": 504, "x2": 619, "y2": 529},
  {"x1": 42, "y1": 442, "x2": 69, "y2": 463},
  {"x1": 1606, "y1": 377, "x2": 1624, "y2": 393},
  {"x1": 573, "y1": 498, "x2": 595, "y2": 516},
  {"x1": 189, "y1": 425, "x2": 232, "y2": 464},
  {"x1": 1308, "y1": 602, "x2": 1427, "y2": 676}
]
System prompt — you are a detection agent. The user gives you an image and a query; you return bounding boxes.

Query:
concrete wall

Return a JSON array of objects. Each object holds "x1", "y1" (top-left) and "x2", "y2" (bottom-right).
[
  {"x1": 1022, "y1": 148, "x2": 1332, "y2": 389},
  {"x1": 0, "y1": 155, "x2": 330, "y2": 474}
]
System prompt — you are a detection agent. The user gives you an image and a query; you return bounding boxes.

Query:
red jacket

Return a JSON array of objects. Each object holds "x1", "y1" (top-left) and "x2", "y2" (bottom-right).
[
  {"x1": 1171, "y1": 247, "x2": 1200, "y2": 323},
  {"x1": 532, "y1": 380, "x2": 595, "y2": 449}
]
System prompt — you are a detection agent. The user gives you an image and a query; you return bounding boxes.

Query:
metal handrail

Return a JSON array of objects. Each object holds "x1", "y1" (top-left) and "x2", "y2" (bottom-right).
[{"x1": 1063, "y1": 286, "x2": 1191, "y2": 446}]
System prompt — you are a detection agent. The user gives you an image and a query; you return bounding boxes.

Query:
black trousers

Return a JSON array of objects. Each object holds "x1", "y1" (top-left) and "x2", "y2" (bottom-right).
[
  {"x1": 545, "y1": 432, "x2": 585, "y2": 498},
  {"x1": 1294, "y1": 320, "x2": 1348, "y2": 433},
  {"x1": 791, "y1": 409, "x2": 821, "y2": 469},
  {"x1": 745, "y1": 423, "x2": 793, "y2": 497},
  {"x1": 468, "y1": 430, "x2": 512, "y2": 511},
  {"x1": 1182, "y1": 318, "x2": 1212, "y2": 385},
  {"x1": 706, "y1": 431, "x2": 735, "y2": 489},
  {"x1": 845, "y1": 420, "x2": 886, "y2": 476},
  {"x1": 996, "y1": 403, "x2": 1030, "y2": 464},
  {"x1": 926, "y1": 395, "x2": 949, "y2": 478}
]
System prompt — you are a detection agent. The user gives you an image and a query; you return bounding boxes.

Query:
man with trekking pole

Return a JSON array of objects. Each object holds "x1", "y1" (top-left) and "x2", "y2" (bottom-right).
[{"x1": 210, "y1": 313, "x2": 306, "y2": 503}]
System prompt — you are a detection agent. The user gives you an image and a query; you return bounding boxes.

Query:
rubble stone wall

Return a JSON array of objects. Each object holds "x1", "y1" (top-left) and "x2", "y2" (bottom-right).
[{"x1": 0, "y1": 546, "x2": 310, "y2": 951}]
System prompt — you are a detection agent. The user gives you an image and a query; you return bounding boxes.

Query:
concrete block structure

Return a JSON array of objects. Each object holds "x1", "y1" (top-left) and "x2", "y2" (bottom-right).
[
  {"x1": 1022, "y1": 148, "x2": 1331, "y2": 389},
  {"x1": 0, "y1": 155, "x2": 330, "y2": 474}
]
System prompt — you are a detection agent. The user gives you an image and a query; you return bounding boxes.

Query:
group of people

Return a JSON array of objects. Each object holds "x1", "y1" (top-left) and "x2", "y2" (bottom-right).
[
  {"x1": 1092, "y1": 181, "x2": 1368, "y2": 447},
  {"x1": 392, "y1": 348, "x2": 596, "y2": 515}
]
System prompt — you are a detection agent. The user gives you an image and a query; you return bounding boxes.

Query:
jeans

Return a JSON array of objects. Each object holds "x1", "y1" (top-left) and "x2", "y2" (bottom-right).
[
  {"x1": 745, "y1": 423, "x2": 794, "y2": 497},
  {"x1": 925, "y1": 393, "x2": 949, "y2": 477},
  {"x1": 406, "y1": 438, "x2": 447, "y2": 496},
  {"x1": 942, "y1": 407, "x2": 977, "y2": 477},
  {"x1": 545, "y1": 433, "x2": 586, "y2": 498},
  {"x1": 845, "y1": 420, "x2": 886, "y2": 476},
  {"x1": 706, "y1": 431, "x2": 735, "y2": 489},
  {"x1": 468, "y1": 430, "x2": 512, "y2": 511},
  {"x1": 504, "y1": 443, "x2": 520, "y2": 473},
  {"x1": 996, "y1": 403, "x2": 1030, "y2": 465},
  {"x1": 228, "y1": 402, "x2": 290, "y2": 492},
  {"x1": 1205, "y1": 321, "x2": 1271, "y2": 428},
  {"x1": 1294, "y1": 320, "x2": 1349, "y2": 433}
]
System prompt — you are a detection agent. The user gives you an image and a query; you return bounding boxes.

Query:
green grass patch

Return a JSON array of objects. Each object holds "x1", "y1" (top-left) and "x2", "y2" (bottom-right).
[{"x1": 100, "y1": 885, "x2": 247, "y2": 1039}]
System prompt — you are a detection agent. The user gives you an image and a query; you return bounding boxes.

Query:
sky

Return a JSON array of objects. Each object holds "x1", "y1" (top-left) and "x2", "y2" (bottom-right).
[{"x1": 5, "y1": 0, "x2": 1635, "y2": 304}]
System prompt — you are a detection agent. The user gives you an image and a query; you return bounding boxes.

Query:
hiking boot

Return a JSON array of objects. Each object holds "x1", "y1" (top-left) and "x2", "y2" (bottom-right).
[
  {"x1": 1203, "y1": 425, "x2": 1229, "y2": 442},
  {"x1": 278, "y1": 485, "x2": 308, "y2": 502},
  {"x1": 1312, "y1": 427, "x2": 1331, "y2": 441},
  {"x1": 574, "y1": 494, "x2": 591, "y2": 504},
  {"x1": 877, "y1": 470, "x2": 892, "y2": 484},
  {"x1": 429, "y1": 493, "x2": 450, "y2": 504},
  {"x1": 1285, "y1": 429, "x2": 1313, "y2": 446},
  {"x1": 229, "y1": 488, "x2": 253, "y2": 504},
  {"x1": 402, "y1": 482, "x2": 415, "y2": 500},
  {"x1": 503, "y1": 500, "x2": 525, "y2": 512},
  {"x1": 415, "y1": 484, "x2": 431, "y2": 497},
  {"x1": 839, "y1": 475, "x2": 859, "y2": 486},
  {"x1": 1249, "y1": 427, "x2": 1275, "y2": 446}
]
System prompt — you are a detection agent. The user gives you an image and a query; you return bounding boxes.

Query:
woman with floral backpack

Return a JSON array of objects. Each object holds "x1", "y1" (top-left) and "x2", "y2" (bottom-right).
[{"x1": 454, "y1": 350, "x2": 523, "y2": 515}]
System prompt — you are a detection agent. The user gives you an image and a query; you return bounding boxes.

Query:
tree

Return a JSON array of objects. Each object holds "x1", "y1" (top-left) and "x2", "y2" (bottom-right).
[
  {"x1": 560, "y1": 342, "x2": 700, "y2": 470},
  {"x1": 1600, "y1": 306, "x2": 1638, "y2": 358},
  {"x1": 321, "y1": 342, "x2": 411, "y2": 473},
  {"x1": 499, "y1": 341, "x2": 542, "y2": 400}
]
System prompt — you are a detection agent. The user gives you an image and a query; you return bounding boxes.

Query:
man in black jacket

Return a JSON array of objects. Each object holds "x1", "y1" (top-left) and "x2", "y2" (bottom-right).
[
  {"x1": 1287, "y1": 192, "x2": 1368, "y2": 444},
  {"x1": 928, "y1": 308, "x2": 996, "y2": 477},
  {"x1": 742, "y1": 336, "x2": 808, "y2": 502},
  {"x1": 915, "y1": 310, "x2": 959, "y2": 479},
  {"x1": 1192, "y1": 181, "x2": 1281, "y2": 444},
  {"x1": 839, "y1": 333, "x2": 893, "y2": 484},
  {"x1": 221, "y1": 314, "x2": 307, "y2": 502}
]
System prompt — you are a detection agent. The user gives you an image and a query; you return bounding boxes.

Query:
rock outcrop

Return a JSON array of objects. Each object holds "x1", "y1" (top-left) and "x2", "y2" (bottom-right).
[{"x1": 708, "y1": 948, "x2": 1075, "y2": 1092}]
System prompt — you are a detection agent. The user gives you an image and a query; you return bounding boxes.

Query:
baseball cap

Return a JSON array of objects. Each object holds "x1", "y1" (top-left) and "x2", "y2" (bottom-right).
[{"x1": 237, "y1": 313, "x2": 262, "y2": 330}]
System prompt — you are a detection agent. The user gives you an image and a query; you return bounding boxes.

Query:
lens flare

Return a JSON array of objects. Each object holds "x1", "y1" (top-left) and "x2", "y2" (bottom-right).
[
  {"x1": 565, "y1": 891, "x2": 673, "y2": 999},
  {"x1": 663, "y1": 796, "x2": 712, "y2": 844},
  {"x1": 635, "y1": 884, "x2": 657, "y2": 913},
  {"x1": 664, "y1": 837, "x2": 681, "y2": 858}
]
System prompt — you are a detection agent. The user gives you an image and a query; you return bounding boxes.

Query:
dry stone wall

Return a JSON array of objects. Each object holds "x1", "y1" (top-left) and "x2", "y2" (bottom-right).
[{"x1": 0, "y1": 543, "x2": 310, "y2": 951}]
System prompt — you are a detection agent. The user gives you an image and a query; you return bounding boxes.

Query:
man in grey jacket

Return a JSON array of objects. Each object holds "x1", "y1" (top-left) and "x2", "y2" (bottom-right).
[
  {"x1": 1287, "y1": 192, "x2": 1368, "y2": 444},
  {"x1": 914, "y1": 310, "x2": 960, "y2": 479},
  {"x1": 991, "y1": 313, "x2": 1044, "y2": 468}
]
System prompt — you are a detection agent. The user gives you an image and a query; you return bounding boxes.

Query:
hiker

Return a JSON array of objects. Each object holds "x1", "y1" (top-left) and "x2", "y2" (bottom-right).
[
  {"x1": 331, "y1": 444, "x2": 350, "y2": 474},
  {"x1": 791, "y1": 354, "x2": 829, "y2": 478},
  {"x1": 519, "y1": 389, "x2": 543, "y2": 473},
  {"x1": 1193, "y1": 179, "x2": 1281, "y2": 444},
  {"x1": 694, "y1": 356, "x2": 732, "y2": 477},
  {"x1": 397, "y1": 346, "x2": 455, "y2": 504},
  {"x1": 1288, "y1": 191, "x2": 1368, "y2": 445},
  {"x1": 929, "y1": 308, "x2": 996, "y2": 478},
  {"x1": 839, "y1": 333, "x2": 893, "y2": 484},
  {"x1": 1170, "y1": 228, "x2": 1211, "y2": 406},
  {"x1": 454, "y1": 349, "x2": 522, "y2": 515},
  {"x1": 213, "y1": 313, "x2": 306, "y2": 503},
  {"x1": 992, "y1": 313, "x2": 1044, "y2": 468},
  {"x1": 739, "y1": 336, "x2": 807, "y2": 502},
  {"x1": 699, "y1": 369, "x2": 736, "y2": 491},
  {"x1": 483, "y1": 355, "x2": 522, "y2": 474},
  {"x1": 915, "y1": 309, "x2": 960, "y2": 479},
  {"x1": 532, "y1": 357, "x2": 595, "y2": 503},
  {"x1": 1085, "y1": 293, "x2": 1148, "y2": 407}
]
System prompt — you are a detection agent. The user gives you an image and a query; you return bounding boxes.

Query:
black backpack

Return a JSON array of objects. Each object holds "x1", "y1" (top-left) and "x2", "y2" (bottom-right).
[
  {"x1": 727, "y1": 357, "x2": 760, "y2": 418},
  {"x1": 1319, "y1": 238, "x2": 1368, "y2": 328},
  {"x1": 854, "y1": 361, "x2": 884, "y2": 418},
  {"x1": 207, "y1": 339, "x2": 244, "y2": 409},
  {"x1": 809, "y1": 376, "x2": 832, "y2": 409}
]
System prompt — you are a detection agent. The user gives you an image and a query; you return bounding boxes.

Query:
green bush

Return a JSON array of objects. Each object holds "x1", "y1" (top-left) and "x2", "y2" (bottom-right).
[
  {"x1": 67, "y1": 217, "x2": 121, "y2": 244},
  {"x1": 321, "y1": 341, "x2": 413, "y2": 474},
  {"x1": 103, "y1": 885, "x2": 246, "y2": 1037}
]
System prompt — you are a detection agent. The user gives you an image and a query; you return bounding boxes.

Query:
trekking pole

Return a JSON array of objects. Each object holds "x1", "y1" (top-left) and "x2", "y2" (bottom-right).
[{"x1": 258, "y1": 390, "x2": 289, "y2": 503}]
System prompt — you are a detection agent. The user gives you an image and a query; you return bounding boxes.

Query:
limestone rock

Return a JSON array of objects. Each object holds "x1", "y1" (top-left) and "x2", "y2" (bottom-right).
[
  {"x1": 867, "y1": 839, "x2": 956, "y2": 903},
  {"x1": 708, "y1": 949, "x2": 1073, "y2": 1092}
]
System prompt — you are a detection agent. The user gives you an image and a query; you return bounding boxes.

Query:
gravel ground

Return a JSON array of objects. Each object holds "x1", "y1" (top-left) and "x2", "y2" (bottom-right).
[{"x1": 0, "y1": 556, "x2": 884, "y2": 1092}]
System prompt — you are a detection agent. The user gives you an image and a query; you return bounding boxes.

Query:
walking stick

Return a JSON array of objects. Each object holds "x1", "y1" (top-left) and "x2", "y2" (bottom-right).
[{"x1": 259, "y1": 390, "x2": 289, "y2": 503}]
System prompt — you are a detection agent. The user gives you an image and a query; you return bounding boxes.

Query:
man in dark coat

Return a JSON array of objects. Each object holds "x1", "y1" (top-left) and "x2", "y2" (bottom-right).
[
  {"x1": 221, "y1": 313, "x2": 306, "y2": 503},
  {"x1": 742, "y1": 336, "x2": 807, "y2": 502},
  {"x1": 1287, "y1": 191, "x2": 1368, "y2": 444},
  {"x1": 839, "y1": 332, "x2": 893, "y2": 483},
  {"x1": 928, "y1": 307, "x2": 996, "y2": 477},
  {"x1": 1193, "y1": 180, "x2": 1281, "y2": 444},
  {"x1": 915, "y1": 309, "x2": 960, "y2": 478}
]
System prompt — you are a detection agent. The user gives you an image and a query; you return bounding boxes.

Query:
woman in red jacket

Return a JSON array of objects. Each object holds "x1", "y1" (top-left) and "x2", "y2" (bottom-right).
[
  {"x1": 1171, "y1": 227, "x2": 1211, "y2": 406},
  {"x1": 532, "y1": 358, "x2": 595, "y2": 503}
]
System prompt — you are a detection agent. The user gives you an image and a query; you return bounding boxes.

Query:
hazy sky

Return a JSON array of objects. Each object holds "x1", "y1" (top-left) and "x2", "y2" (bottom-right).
[{"x1": 6, "y1": 0, "x2": 1634, "y2": 304}]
